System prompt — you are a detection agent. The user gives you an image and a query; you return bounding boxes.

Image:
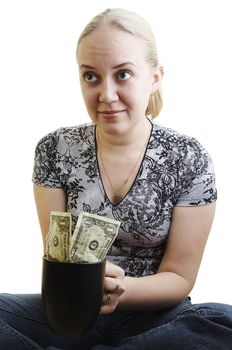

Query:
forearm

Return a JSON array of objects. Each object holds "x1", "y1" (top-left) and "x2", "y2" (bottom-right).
[{"x1": 118, "y1": 272, "x2": 192, "y2": 311}]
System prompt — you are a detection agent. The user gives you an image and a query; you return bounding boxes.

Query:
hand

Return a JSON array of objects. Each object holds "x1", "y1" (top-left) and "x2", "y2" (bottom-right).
[{"x1": 100, "y1": 260, "x2": 125, "y2": 314}]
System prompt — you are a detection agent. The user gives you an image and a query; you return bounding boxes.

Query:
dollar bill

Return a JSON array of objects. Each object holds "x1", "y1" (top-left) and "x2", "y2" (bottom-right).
[
  {"x1": 70, "y1": 212, "x2": 121, "y2": 263},
  {"x1": 46, "y1": 211, "x2": 71, "y2": 262}
]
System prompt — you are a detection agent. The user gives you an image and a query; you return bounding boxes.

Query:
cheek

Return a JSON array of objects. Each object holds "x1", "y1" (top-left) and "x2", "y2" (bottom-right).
[
  {"x1": 81, "y1": 89, "x2": 97, "y2": 108},
  {"x1": 127, "y1": 85, "x2": 150, "y2": 107}
]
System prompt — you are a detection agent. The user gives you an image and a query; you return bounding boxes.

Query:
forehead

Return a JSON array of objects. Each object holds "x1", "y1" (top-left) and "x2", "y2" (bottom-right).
[{"x1": 77, "y1": 25, "x2": 148, "y2": 67}]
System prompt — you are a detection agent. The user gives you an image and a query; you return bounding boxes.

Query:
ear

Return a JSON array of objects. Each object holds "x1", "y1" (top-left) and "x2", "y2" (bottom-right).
[{"x1": 151, "y1": 65, "x2": 164, "y2": 94}]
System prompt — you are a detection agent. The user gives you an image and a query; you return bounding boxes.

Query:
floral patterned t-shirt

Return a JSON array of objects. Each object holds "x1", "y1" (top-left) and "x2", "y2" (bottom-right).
[{"x1": 32, "y1": 122, "x2": 217, "y2": 277}]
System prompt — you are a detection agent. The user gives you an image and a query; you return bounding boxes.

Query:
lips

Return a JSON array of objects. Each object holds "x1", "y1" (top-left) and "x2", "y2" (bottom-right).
[{"x1": 98, "y1": 110, "x2": 125, "y2": 114}]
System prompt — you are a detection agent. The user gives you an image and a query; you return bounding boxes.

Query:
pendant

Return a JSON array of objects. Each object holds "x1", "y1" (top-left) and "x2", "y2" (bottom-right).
[{"x1": 113, "y1": 195, "x2": 122, "y2": 204}]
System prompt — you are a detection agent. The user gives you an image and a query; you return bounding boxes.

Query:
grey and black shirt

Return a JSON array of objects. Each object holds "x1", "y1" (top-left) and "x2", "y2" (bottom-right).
[{"x1": 32, "y1": 122, "x2": 217, "y2": 277}]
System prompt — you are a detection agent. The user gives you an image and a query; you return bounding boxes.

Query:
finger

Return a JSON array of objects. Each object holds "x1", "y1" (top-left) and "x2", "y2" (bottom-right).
[
  {"x1": 105, "y1": 261, "x2": 124, "y2": 278},
  {"x1": 114, "y1": 279, "x2": 120, "y2": 292},
  {"x1": 102, "y1": 293, "x2": 111, "y2": 305},
  {"x1": 104, "y1": 276, "x2": 118, "y2": 292},
  {"x1": 100, "y1": 303, "x2": 115, "y2": 315}
]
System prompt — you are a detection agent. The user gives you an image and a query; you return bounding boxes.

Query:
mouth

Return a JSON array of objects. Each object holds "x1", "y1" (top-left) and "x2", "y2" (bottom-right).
[
  {"x1": 98, "y1": 110, "x2": 126, "y2": 114},
  {"x1": 98, "y1": 110, "x2": 126, "y2": 121}
]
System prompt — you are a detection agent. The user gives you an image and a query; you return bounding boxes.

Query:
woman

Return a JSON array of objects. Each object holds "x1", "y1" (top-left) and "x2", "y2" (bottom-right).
[{"x1": 0, "y1": 8, "x2": 232, "y2": 350}]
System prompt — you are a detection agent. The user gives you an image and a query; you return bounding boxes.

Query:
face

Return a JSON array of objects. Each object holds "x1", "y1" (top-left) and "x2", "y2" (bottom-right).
[{"x1": 77, "y1": 25, "x2": 161, "y2": 136}]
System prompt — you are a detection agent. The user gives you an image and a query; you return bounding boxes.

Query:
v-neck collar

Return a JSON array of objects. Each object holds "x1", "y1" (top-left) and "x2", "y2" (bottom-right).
[{"x1": 94, "y1": 120, "x2": 154, "y2": 207}]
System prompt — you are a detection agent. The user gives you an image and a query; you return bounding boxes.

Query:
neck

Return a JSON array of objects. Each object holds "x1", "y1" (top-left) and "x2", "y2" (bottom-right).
[{"x1": 96, "y1": 118, "x2": 152, "y2": 153}]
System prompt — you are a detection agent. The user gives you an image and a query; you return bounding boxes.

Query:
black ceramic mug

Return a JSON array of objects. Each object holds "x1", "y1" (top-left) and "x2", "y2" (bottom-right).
[{"x1": 42, "y1": 256, "x2": 106, "y2": 336}]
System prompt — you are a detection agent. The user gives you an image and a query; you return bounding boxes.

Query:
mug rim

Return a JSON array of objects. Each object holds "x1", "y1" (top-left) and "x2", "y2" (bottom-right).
[{"x1": 42, "y1": 255, "x2": 106, "y2": 266}]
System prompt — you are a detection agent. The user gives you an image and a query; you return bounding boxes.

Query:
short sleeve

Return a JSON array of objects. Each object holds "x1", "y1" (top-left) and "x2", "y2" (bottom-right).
[
  {"x1": 32, "y1": 130, "x2": 62, "y2": 188},
  {"x1": 175, "y1": 137, "x2": 217, "y2": 206}
]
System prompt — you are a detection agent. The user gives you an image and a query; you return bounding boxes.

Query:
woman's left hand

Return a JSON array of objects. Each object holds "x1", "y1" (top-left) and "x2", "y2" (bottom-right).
[{"x1": 100, "y1": 260, "x2": 125, "y2": 314}]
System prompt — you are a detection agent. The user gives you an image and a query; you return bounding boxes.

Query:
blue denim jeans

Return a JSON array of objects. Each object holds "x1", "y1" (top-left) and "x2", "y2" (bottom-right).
[{"x1": 0, "y1": 294, "x2": 232, "y2": 349}]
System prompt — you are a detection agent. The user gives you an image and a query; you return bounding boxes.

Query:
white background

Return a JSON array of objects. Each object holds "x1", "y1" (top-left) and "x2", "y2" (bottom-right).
[{"x1": 0, "y1": 0, "x2": 231, "y2": 304}]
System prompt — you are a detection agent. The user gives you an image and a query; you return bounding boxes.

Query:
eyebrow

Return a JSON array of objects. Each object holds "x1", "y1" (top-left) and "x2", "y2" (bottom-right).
[{"x1": 79, "y1": 62, "x2": 136, "y2": 70}]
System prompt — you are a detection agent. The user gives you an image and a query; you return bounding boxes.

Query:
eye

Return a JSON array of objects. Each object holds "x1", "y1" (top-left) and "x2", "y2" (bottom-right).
[
  {"x1": 83, "y1": 72, "x2": 98, "y2": 83},
  {"x1": 117, "y1": 70, "x2": 132, "y2": 81}
]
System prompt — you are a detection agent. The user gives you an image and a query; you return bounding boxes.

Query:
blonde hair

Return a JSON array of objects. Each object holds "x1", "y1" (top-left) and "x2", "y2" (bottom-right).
[{"x1": 77, "y1": 8, "x2": 162, "y2": 119}]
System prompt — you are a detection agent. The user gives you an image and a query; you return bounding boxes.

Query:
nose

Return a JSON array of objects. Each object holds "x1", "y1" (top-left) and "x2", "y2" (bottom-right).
[{"x1": 98, "y1": 79, "x2": 119, "y2": 103}]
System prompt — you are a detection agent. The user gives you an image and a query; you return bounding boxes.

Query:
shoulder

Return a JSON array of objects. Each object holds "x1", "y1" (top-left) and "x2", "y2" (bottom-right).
[
  {"x1": 32, "y1": 123, "x2": 95, "y2": 187},
  {"x1": 35, "y1": 123, "x2": 95, "y2": 150},
  {"x1": 151, "y1": 123, "x2": 203, "y2": 148},
  {"x1": 151, "y1": 123, "x2": 212, "y2": 165},
  {"x1": 150, "y1": 122, "x2": 216, "y2": 188},
  {"x1": 149, "y1": 123, "x2": 217, "y2": 205}
]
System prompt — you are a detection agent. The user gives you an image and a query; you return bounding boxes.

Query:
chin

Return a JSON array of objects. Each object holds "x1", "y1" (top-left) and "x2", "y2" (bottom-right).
[
  {"x1": 96, "y1": 120, "x2": 125, "y2": 135},
  {"x1": 102, "y1": 126, "x2": 123, "y2": 135}
]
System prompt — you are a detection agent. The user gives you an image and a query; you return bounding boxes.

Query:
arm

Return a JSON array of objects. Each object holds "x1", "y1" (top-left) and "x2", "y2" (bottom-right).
[
  {"x1": 101, "y1": 202, "x2": 216, "y2": 314},
  {"x1": 33, "y1": 184, "x2": 67, "y2": 252}
]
